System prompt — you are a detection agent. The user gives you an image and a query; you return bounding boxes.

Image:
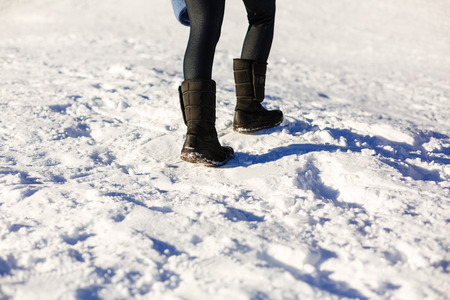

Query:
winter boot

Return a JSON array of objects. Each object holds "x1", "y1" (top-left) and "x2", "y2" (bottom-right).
[
  {"x1": 179, "y1": 79, "x2": 234, "y2": 167},
  {"x1": 233, "y1": 59, "x2": 283, "y2": 133}
]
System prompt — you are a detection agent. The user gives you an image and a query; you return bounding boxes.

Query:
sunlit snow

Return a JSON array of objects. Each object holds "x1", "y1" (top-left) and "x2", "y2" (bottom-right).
[{"x1": 1, "y1": 0, "x2": 449, "y2": 299}]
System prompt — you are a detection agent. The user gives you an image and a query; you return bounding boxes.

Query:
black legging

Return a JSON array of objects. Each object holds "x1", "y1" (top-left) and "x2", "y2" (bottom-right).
[{"x1": 184, "y1": 0, "x2": 276, "y2": 80}]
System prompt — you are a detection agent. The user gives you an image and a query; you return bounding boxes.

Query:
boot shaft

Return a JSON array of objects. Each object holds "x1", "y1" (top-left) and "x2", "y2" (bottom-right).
[
  {"x1": 179, "y1": 79, "x2": 217, "y2": 137},
  {"x1": 233, "y1": 59, "x2": 267, "y2": 109}
]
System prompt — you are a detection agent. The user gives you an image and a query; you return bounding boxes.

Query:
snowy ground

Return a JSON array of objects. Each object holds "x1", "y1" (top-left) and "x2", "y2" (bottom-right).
[{"x1": 1, "y1": 0, "x2": 449, "y2": 299}]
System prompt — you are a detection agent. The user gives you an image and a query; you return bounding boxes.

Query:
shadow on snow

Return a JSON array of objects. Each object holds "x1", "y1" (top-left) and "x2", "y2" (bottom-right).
[{"x1": 226, "y1": 119, "x2": 448, "y2": 182}]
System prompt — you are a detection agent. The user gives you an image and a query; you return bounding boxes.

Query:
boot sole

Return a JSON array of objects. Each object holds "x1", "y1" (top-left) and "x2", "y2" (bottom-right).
[
  {"x1": 233, "y1": 119, "x2": 283, "y2": 134},
  {"x1": 181, "y1": 147, "x2": 234, "y2": 167}
]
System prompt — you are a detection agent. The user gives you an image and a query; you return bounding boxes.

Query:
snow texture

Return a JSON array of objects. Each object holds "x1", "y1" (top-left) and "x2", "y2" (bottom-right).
[{"x1": 1, "y1": 0, "x2": 449, "y2": 299}]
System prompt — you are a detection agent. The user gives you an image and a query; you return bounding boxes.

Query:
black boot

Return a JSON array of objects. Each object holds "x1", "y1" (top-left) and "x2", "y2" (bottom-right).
[
  {"x1": 233, "y1": 59, "x2": 283, "y2": 133},
  {"x1": 179, "y1": 79, "x2": 234, "y2": 167}
]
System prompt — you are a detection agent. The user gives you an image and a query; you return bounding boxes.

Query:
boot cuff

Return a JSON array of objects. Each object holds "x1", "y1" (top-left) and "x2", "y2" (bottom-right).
[
  {"x1": 233, "y1": 58, "x2": 253, "y2": 70},
  {"x1": 181, "y1": 79, "x2": 216, "y2": 93},
  {"x1": 233, "y1": 58, "x2": 267, "y2": 70}
]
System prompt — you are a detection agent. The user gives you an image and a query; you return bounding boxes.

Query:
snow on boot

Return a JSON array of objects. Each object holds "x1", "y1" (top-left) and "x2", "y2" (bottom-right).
[
  {"x1": 233, "y1": 59, "x2": 283, "y2": 134},
  {"x1": 179, "y1": 79, "x2": 234, "y2": 167}
]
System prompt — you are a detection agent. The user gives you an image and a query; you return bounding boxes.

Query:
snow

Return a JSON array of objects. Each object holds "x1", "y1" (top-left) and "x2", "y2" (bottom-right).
[{"x1": 1, "y1": 0, "x2": 449, "y2": 299}]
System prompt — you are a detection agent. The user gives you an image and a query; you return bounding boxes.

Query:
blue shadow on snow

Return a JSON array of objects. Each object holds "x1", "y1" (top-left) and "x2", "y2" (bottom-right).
[{"x1": 225, "y1": 119, "x2": 448, "y2": 183}]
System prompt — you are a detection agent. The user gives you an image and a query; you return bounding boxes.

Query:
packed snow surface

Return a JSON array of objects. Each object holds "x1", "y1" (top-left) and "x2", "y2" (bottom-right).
[{"x1": 1, "y1": 0, "x2": 449, "y2": 299}]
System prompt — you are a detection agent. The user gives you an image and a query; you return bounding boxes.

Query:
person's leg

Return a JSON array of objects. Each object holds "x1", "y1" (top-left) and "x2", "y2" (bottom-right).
[
  {"x1": 179, "y1": 0, "x2": 233, "y2": 166},
  {"x1": 241, "y1": 0, "x2": 276, "y2": 62},
  {"x1": 183, "y1": 0, "x2": 225, "y2": 79},
  {"x1": 232, "y1": 0, "x2": 282, "y2": 133}
]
